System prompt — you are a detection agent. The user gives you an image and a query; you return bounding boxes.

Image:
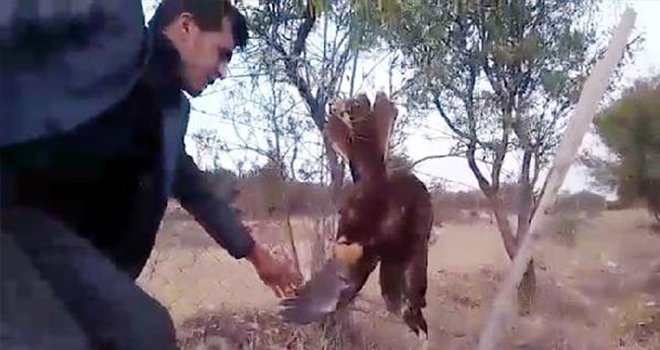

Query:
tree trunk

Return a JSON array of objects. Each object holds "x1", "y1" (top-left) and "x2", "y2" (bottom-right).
[
  {"x1": 488, "y1": 197, "x2": 517, "y2": 259},
  {"x1": 488, "y1": 196, "x2": 536, "y2": 314},
  {"x1": 514, "y1": 172, "x2": 537, "y2": 315},
  {"x1": 517, "y1": 258, "x2": 536, "y2": 315}
]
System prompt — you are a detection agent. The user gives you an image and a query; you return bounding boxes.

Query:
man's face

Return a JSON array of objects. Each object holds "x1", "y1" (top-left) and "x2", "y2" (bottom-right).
[{"x1": 171, "y1": 15, "x2": 235, "y2": 96}]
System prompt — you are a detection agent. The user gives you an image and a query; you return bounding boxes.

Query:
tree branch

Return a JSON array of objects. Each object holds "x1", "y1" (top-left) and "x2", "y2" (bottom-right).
[
  {"x1": 516, "y1": 149, "x2": 534, "y2": 240},
  {"x1": 468, "y1": 142, "x2": 493, "y2": 196},
  {"x1": 432, "y1": 95, "x2": 470, "y2": 140},
  {"x1": 491, "y1": 116, "x2": 509, "y2": 192},
  {"x1": 463, "y1": 58, "x2": 494, "y2": 195},
  {"x1": 250, "y1": 3, "x2": 322, "y2": 128},
  {"x1": 291, "y1": 1, "x2": 316, "y2": 57},
  {"x1": 392, "y1": 153, "x2": 461, "y2": 172}
]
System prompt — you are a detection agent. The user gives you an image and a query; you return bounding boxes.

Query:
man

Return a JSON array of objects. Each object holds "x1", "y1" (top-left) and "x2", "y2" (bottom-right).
[{"x1": 1, "y1": 0, "x2": 302, "y2": 348}]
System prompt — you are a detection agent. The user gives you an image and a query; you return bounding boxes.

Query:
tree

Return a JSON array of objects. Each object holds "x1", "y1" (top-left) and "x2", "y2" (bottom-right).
[
  {"x1": 234, "y1": 0, "x2": 367, "y2": 201},
  {"x1": 203, "y1": 70, "x2": 314, "y2": 182},
  {"x1": 591, "y1": 75, "x2": 660, "y2": 221},
  {"x1": 190, "y1": 128, "x2": 226, "y2": 170},
  {"x1": 368, "y1": 0, "x2": 637, "y2": 311}
]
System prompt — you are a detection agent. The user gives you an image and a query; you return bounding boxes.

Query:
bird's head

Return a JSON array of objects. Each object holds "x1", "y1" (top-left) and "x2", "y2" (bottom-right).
[{"x1": 324, "y1": 92, "x2": 398, "y2": 168}]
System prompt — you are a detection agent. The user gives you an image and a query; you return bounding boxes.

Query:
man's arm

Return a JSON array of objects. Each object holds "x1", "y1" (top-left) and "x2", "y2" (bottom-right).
[
  {"x1": 172, "y1": 151, "x2": 255, "y2": 259},
  {"x1": 172, "y1": 148, "x2": 303, "y2": 296}
]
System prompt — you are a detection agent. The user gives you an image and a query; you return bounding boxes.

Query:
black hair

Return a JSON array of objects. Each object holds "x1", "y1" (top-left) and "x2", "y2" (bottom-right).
[{"x1": 150, "y1": 0, "x2": 248, "y2": 49}]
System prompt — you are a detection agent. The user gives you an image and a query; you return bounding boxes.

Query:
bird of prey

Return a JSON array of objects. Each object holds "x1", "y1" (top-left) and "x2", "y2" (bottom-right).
[{"x1": 279, "y1": 92, "x2": 433, "y2": 340}]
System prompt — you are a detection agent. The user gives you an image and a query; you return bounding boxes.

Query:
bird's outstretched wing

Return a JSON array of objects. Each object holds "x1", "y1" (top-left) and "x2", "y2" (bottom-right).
[
  {"x1": 278, "y1": 258, "x2": 351, "y2": 324},
  {"x1": 279, "y1": 247, "x2": 378, "y2": 325},
  {"x1": 372, "y1": 92, "x2": 398, "y2": 160},
  {"x1": 324, "y1": 109, "x2": 352, "y2": 161}
]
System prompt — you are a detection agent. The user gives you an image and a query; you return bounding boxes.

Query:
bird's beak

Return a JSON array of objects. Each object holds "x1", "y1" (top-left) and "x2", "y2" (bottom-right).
[{"x1": 332, "y1": 239, "x2": 363, "y2": 265}]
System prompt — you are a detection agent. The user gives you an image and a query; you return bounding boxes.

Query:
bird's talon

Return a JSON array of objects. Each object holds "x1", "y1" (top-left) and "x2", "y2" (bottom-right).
[{"x1": 419, "y1": 337, "x2": 429, "y2": 350}]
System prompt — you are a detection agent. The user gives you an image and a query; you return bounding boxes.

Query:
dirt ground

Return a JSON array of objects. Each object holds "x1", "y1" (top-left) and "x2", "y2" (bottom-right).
[{"x1": 136, "y1": 206, "x2": 660, "y2": 349}]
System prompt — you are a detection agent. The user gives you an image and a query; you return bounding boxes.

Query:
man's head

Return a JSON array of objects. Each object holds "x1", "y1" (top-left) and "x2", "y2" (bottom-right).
[{"x1": 151, "y1": 0, "x2": 248, "y2": 96}]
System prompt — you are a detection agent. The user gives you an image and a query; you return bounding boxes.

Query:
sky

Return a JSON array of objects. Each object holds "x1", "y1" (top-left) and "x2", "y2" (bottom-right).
[{"x1": 142, "y1": 0, "x2": 660, "y2": 198}]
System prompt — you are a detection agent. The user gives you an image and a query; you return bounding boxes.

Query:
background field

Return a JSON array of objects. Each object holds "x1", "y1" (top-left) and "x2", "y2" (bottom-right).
[{"x1": 136, "y1": 204, "x2": 660, "y2": 349}]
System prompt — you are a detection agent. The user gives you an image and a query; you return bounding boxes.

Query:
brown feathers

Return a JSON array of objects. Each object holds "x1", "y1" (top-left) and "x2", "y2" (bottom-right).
[
  {"x1": 279, "y1": 92, "x2": 431, "y2": 339},
  {"x1": 372, "y1": 92, "x2": 398, "y2": 160}
]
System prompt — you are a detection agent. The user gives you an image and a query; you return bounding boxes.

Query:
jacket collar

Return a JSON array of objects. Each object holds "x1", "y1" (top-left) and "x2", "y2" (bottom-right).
[{"x1": 142, "y1": 26, "x2": 184, "y2": 107}]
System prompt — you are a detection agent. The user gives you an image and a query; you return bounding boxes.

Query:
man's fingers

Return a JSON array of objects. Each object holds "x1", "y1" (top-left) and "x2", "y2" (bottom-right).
[
  {"x1": 282, "y1": 283, "x2": 297, "y2": 298},
  {"x1": 270, "y1": 284, "x2": 283, "y2": 298},
  {"x1": 262, "y1": 275, "x2": 279, "y2": 297},
  {"x1": 275, "y1": 278, "x2": 292, "y2": 298},
  {"x1": 262, "y1": 263, "x2": 305, "y2": 298},
  {"x1": 294, "y1": 271, "x2": 304, "y2": 285},
  {"x1": 274, "y1": 278, "x2": 298, "y2": 298}
]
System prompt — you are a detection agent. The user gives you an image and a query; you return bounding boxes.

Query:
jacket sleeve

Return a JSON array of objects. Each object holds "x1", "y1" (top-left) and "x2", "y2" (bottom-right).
[
  {"x1": 1, "y1": 0, "x2": 146, "y2": 147},
  {"x1": 172, "y1": 150, "x2": 255, "y2": 259}
]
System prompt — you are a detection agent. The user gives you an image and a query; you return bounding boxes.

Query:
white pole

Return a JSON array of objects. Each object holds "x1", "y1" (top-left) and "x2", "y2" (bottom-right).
[{"x1": 476, "y1": 8, "x2": 637, "y2": 350}]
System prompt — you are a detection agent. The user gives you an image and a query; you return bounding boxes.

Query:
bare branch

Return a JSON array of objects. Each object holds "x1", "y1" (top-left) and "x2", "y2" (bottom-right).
[
  {"x1": 516, "y1": 149, "x2": 534, "y2": 240},
  {"x1": 291, "y1": 1, "x2": 316, "y2": 57},
  {"x1": 432, "y1": 95, "x2": 469, "y2": 140},
  {"x1": 392, "y1": 153, "x2": 461, "y2": 172},
  {"x1": 348, "y1": 49, "x2": 360, "y2": 96},
  {"x1": 467, "y1": 143, "x2": 493, "y2": 196}
]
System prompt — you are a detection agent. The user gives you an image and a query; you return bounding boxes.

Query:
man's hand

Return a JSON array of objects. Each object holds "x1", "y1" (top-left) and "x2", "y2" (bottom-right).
[{"x1": 246, "y1": 244, "x2": 303, "y2": 298}]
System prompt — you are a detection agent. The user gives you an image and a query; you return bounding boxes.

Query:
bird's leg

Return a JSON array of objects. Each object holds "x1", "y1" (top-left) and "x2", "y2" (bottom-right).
[
  {"x1": 401, "y1": 240, "x2": 429, "y2": 338},
  {"x1": 403, "y1": 307, "x2": 428, "y2": 340},
  {"x1": 405, "y1": 321, "x2": 429, "y2": 350},
  {"x1": 419, "y1": 333, "x2": 429, "y2": 350},
  {"x1": 379, "y1": 260, "x2": 404, "y2": 317}
]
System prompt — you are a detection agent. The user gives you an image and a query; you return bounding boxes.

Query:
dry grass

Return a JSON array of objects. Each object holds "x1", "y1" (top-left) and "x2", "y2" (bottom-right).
[
  {"x1": 140, "y1": 208, "x2": 660, "y2": 350},
  {"x1": 546, "y1": 212, "x2": 584, "y2": 248},
  {"x1": 176, "y1": 308, "x2": 413, "y2": 350}
]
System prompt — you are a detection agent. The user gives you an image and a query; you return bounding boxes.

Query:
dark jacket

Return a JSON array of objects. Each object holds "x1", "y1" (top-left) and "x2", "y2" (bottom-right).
[{"x1": 0, "y1": 0, "x2": 255, "y2": 278}]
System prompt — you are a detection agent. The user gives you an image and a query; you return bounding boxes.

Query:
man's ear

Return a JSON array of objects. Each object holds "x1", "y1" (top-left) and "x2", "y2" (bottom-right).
[{"x1": 175, "y1": 12, "x2": 197, "y2": 37}]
